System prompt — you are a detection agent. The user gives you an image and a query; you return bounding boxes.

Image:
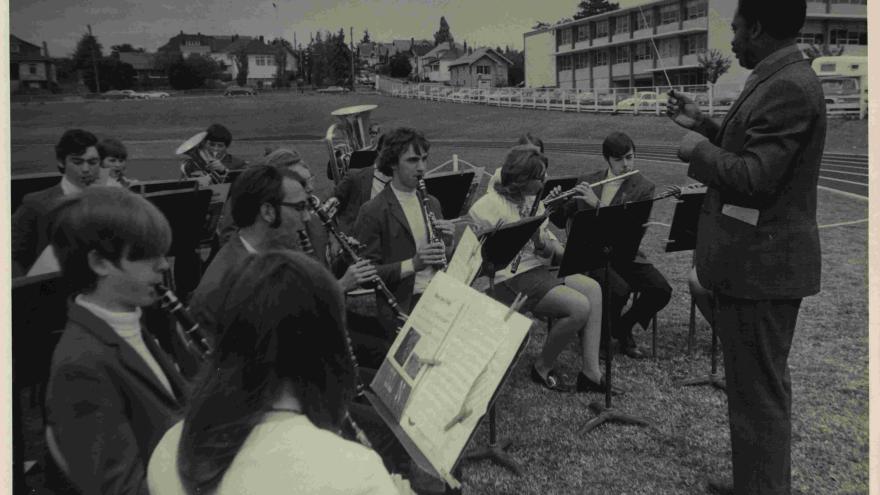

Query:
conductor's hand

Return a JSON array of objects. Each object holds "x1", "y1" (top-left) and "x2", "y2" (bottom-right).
[
  {"x1": 413, "y1": 242, "x2": 447, "y2": 271},
  {"x1": 666, "y1": 90, "x2": 703, "y2": 130},
  {"x1": 340, "y1": 259, "x2": 378, "y2": 292},
  {"x1": 572, "y1": 182, "x2": 601, "y2": 208},
  {"x1": 432, "y1": 219, "x2": 455, "y2": 240}
]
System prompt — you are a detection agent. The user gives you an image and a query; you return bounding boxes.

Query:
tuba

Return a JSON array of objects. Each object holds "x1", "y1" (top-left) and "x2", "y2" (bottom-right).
[{"x1": 325, "y1": 104, "x2": 378, "y2": 184}]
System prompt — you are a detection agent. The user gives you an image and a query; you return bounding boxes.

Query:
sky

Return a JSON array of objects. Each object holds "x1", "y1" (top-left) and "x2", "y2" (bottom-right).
[{"x1": 11, "y1": 0, "x2": 651, "y2": 58}]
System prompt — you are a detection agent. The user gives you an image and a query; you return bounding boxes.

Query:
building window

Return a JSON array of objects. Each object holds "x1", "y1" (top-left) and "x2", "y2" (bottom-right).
[
  {"x1": 595, "y1": 20, "x2": 609, "y2": 38},
  {"x1": 635, "y1": 10, "x2": 653, "y2": 30},
  {"x1": 558, "y1": 55, "x2": 573, "y2": 71},
  {"x1": 684, "y1": 34, "x2": 707, "y2": 55},
  {"x1": 658, "y1": 38, "x2": 678, "y2": 58},
  {"x1": 560, "y1": 28, "x2": 572, "y2": 45},
  {"x1": 685, "y1": 0, "x2": 707, "y2": 19},
  {"x1": 594, "y1": 50, "x2": 608, "y2": 66},
  {"x1": 633, "y1": 42, "x2": 653, "y2": 61},
  {"x1": 797, "y1": 32, "x2": 825, "y2": 44},
  {"x1": 615, "y1": 46, "x2": 630, "y2": 64},
  {"x1": 28, "y1": 64, "x2": 37, "y2": 75},
  {"x1": 830, "y1": 28, "x2": 867, "y2": 45},
  {"x1": 831, "y1": 0, "x2": 866, "y2": 4},
  {"x1": 575, "y1": 52, "x2": 590, "y2": 69},
  {"x1": 577, "y1": 24, "x2": 590, "y2": 42},
  {"x1": 476, "y1": 65, "x2": 490, "y2": 74},
  {"x1": 659, "y1": 4, "x2": 679, "y2": 25},
  {"x1": 614, "y1": 15, "x2": 630, "y2": 34}
]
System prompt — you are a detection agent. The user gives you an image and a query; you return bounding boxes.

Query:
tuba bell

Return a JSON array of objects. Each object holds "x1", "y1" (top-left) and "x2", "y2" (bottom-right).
[{"x1": 325, "y1": 104, "x2": 378, "y2": 184}]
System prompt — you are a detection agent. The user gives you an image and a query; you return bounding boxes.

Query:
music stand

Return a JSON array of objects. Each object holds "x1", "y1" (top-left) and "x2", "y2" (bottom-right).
[
  {"x1": 11, "y1": 173, "x2": 61, "y2": 213},
  {"x1": 664, "y1": 193, "x2": 724, "y2": 390},
  {"x1": 558, "y1": 201, "x2": 654, "y2": 433},
  {"x1": 349, "y1": 149, "x2": 378, "y2": 170},
  {"x1": 132, "y1": 179, "x2": 199, "y2": 195},
  {"x1": 541, "y1": 175, "x2": 579, "y2": 229},
  {"x1": 459, "y1": 215, "x2": 546, "y2": 475},
  {"x1": 423, "y1": 170, "x2": 476, "y2": 219}
]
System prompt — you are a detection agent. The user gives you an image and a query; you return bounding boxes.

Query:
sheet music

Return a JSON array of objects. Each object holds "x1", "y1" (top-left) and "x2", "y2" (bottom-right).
[
  {"x1": 371, "y1": 271, "x2": 531, "y2": 485},
  {"x1": 444, "y1": 226, "x2": 482, "y2": 285}
]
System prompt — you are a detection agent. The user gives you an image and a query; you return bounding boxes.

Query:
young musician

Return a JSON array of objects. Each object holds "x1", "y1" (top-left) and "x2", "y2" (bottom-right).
[
  {"x1": 179, "y1": 123, "x2": 247, "y2": 185},
  {"x1": 352, "y1": 128, "x2": 454, "y2": 335},
  {"x1": 549, "y1": 132, "x2": 672, "y2": 359},
  {"x1": 324, "y1": 133, "x2": 389, "y2": 235},
  {"x1": 98, "y1": 137, "x2": 137, "y2": 187},
  {"x1": 668, "y1": 1, "x2": 825, "y2": 491},
  {"x1": 147, "y1": 251, "x2": 413, "y2": 495},
  {"x1": 12, "y1": 129, "x2": 120, "y2": 276},
  {"x1": 45, "y1": 187, "x2": 189, "y2": 495},
  {"x1": 468, "y1": 145, "x2": 616, "y2": 394}
]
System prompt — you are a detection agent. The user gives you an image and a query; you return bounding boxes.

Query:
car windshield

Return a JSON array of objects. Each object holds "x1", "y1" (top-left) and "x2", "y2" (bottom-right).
[{"x1": 821, "y1": 78, "x2": 858, "y2": 94}]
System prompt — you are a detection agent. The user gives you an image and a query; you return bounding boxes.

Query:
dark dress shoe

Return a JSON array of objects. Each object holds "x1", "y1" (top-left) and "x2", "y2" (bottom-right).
[
  {"x1": 620, "y1": 336, "x2": 646, "y2": 359},
  {"x1": 530, "y1": 366, "x2": 571, "y2": 392},
  {"x1": 706, "y1": 477, "x2": 734, "y2": 494},
  {"x1": 576, "y1": 372, "x2": 624, "y2": 396}
]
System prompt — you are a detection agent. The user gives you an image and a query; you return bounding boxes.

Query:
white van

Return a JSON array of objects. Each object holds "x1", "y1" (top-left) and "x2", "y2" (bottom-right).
[{"x1": 810, "y1": 55, "x2": 867, "y2": 117}]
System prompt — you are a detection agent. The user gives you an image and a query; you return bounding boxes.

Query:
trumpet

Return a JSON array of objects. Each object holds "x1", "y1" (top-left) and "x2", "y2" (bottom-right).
[
  {"x1": 415, "y1": 174, "x2": 447, "y2": 270},
  {"x1": 543, "y1": 169, "x2": 641, "y2": 210},
  {"x1": 156, "y1": 284, "x2": 213, "y2": 362},
  {"x1": 308, "y1": 195, "x2": 409, "y2": 325}
]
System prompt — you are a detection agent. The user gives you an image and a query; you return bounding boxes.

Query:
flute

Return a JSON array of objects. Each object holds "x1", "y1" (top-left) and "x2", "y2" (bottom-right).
[
  {"x1": 543, "y1": 169, "x2": 641, "y2": 210},
  {"x1": 415, "y1": 174, "x2": 447, "y2": 270}
]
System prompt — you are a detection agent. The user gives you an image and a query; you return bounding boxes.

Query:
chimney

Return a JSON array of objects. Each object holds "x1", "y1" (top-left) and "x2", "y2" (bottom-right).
[{"x1": 42, "y1": 41, "x2": 49, "y2": 58}]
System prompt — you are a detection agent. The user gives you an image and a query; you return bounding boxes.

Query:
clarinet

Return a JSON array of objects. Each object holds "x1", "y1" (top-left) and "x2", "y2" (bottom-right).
[
  {"x1": 297, "y1": 229, "x2": 316, "y2": 257},
  {"x1": 509, "y1": 187, "x2": 544, "y2": 274},
  {"x1": 156, "y1": 284, "x2": 213, "y2": 361},
  {"x1": 308, "y1": 196, "x2": 409, "y2": 325},
  {"x1": 415, "y1": 174, "x2": 447, "y2": 270}
]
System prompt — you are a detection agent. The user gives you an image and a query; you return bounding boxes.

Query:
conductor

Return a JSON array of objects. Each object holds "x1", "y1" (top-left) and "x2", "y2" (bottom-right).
[{"x1": 666, "y1": 1, "x2": 825, "y2": 493}]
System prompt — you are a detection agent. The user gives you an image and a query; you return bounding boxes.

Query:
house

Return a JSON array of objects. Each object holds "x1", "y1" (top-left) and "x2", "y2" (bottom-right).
[
  {"x1": 158, "y1": 32, "x2": 299, "y2": 87},
  {"x1": 448, "y1": 47, "x2": 513, "y2": 88},
  {"x1": 408, "y1": 42, "x2": 434, "y2": 79},
  {"x1": 10, "y1": 35, "x2": 57, "y2": 91},
  {"x1": 419, "y1": 42, "x2": 463, "y2": 82},
  {"x1": 117, "y1": 52, "x2": 165, "y2": 85},
  {"x1": 357, "y1": 42, "x2": 391, "y2": 68}
]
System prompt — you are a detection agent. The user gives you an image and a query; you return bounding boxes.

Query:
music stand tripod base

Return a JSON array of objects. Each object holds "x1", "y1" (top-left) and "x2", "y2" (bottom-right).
[
  {"x1": 463, "y1": 406, "x2": 522, "y2": 476},
  {"x1": 578, "y1": 401, "x2": 651, "y2": 434}
]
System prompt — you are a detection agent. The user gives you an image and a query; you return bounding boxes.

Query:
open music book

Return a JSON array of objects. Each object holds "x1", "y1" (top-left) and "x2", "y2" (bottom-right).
[{"x1": 369, "y1": 271, "x2": 532, "y2": 488}]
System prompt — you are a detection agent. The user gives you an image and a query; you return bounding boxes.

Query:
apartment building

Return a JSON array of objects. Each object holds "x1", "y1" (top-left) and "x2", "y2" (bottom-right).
[{"x1": 524, "y1": 0, "x2": 866, "y2": 92}]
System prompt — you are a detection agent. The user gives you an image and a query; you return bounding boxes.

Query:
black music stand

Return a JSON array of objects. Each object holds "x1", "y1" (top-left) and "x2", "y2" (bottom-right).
[
  {"x1": 423, "y1": 170, "x2": 476, "y2": 219},
  {"x1": 460, "y1": 215, "x2": 546, "y2": 475},
  {"x1": 11, "y1": 173, "x2": 62, "y2": 213},
  {"x1": 558, "y1": 201, "x2": 653, "y2": 433},
  {"x1": 664, "y1": 193, "x2": 724, "y2": 390},
  {"x1": 349, "y1": 149, "x2": 378, "y2": 170}
]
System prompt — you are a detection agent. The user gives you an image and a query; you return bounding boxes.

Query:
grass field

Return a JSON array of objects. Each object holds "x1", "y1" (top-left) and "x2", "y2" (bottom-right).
[{"x1": 12, "y1": 94, "x2": 868, "y2": 494}]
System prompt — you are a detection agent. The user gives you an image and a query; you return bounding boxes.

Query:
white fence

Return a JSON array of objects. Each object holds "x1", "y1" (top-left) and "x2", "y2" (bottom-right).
[{"x1": 375, "y1": 77, "x2": 865, "y2": 119}]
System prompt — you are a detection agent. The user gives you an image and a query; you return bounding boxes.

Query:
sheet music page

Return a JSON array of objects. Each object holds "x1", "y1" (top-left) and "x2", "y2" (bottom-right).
[
  {"x1": 370, "y1": 271, "x2": 531, "y2": 483},
  {"x1": 444, "y1": 226, "x2": 482, "y2": 285}
]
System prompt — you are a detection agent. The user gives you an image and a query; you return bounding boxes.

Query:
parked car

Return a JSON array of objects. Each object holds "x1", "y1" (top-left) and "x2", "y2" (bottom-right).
[
  {"x1": 316, "y1": 86, "x2": 350, "y2": 94},
  {"x1": 615, "y1": 91, "x2": 665, "y2": 111},
  {"x1": 102, "y1": 89, "x2": 143, "y2": 100},
  {"x1": 224, "y1": 86, "x2": 257, "y2": 96},
  {"x1": 140, "y1": 91, "x2": 170, "y2": 99}
]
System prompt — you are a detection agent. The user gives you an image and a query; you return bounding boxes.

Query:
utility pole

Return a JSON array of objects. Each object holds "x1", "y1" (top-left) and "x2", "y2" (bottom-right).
[
  {"x1": 350, "y1": 26, "x2": 355, "y2": 91},
  {"x1": 88, "y1": 24, "x2": 101, "y2": 93}
]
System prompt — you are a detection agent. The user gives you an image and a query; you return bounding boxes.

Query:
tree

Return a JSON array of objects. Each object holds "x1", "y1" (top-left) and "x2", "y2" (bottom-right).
[
  {"x1": 697, "y1": 49, "x2": 731, "y2": 85},
  {"x1": 434, "y1": 16, "x2": 454, "y2": 46},
  {"x1": 231, "y1": 45, "x2": 250, "y2": 86},
  {"x1": 388, "y1": 52, "x2": 412, "y2": 78},
  {"x1": 167, "y1": 54, "x2": 222, "y2": 89},
  {"x1": 72, "y1": 32, "x2": 103, "y2": 71},
  {"x1": 573, "y1": 0, "x2": 619, "y2": 20},
  {"x1": 532, "y1": 21, "x2": 551, "y2": 29},
  {"x1": 803, "y1": 42, "x2": 844, "y2": 63},
  {"x1": 80, "y1": 58, "x2": 135, "y2": 92},
  {"x1": 271, "y1": 38, "x2": 295, "y2": 86},
  {"x1": 110, "y1": 44, "x2": 144, "y2": 56},
  {"x1": 361, "y1": 29, "x2": 371, "y2": 44}
]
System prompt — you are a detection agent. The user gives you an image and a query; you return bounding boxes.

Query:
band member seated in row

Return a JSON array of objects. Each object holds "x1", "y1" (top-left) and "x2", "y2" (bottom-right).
[
  {"x1": 45, "y1": 187, "x2": 189, "y2": 495},
  {"x1": 179, "y1": 123, "x2": 247, "y2": 185},
  {"x1": 353, "y1": 127, "x2": 454, "y2": 336},
  {"x1": 549, "y1": 132, "x2": 672, "y2": 359},
  {"x1": 98, "y1": 137, "x2": 137, "y2": 188},
  {"x1": 147, "y1": 251, "x2": 413, "y2": 495},
  {"x1": 12, "y1": 129, "x2": 121, "y2": 277},
  {"x1": 468, "y1": 145, "x2": 616, "y2": 394},
  {"x1": 485, "y1": 133, "x2": 547, "y2": 194},
  {"x1": 324, "y1": 133, "x2": 389, "y2": 235}
]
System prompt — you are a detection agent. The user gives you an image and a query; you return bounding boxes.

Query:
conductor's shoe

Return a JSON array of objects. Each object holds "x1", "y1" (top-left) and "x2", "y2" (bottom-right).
[
  {"x1": 576, "y1": 372, "x2": 624, "y2": 396},
  {"x1": 706, "y1": 477, "x2": 734, "y2": 494}
]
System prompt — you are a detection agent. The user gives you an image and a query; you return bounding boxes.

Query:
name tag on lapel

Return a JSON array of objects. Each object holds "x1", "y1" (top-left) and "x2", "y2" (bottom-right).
[{"x1": 721, "y1": 204, "x2": 759, "y2": 226}]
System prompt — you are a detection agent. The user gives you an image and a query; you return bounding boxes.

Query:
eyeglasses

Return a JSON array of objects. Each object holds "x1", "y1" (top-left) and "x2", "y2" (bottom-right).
[{"x1": 280, "y1": 201, "x2": 309, "y2": 212}]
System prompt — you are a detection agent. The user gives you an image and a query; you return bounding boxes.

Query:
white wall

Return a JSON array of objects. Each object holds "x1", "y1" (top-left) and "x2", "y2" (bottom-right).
[{"x1": 525, "y1": 30, "x2": 555, "y2": 88}]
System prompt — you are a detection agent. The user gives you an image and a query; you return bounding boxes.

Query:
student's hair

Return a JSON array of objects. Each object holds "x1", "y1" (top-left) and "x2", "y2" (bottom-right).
[
  {"x1": 55, "y1": 129, "x2": 99, "y2": 171},
  {"x1": 204, "y1": 123, "x2": 233, "y2": 146},
  {"x1": 258, "y1": 147, "x2": 303, "y2": 170},
  {"x1": 736, "y1": 0, "x2": 806, "y2": 40},
  {"x1": 97, "y1": 138, "x2": 128, "y2": 161},
  {"x1": 178, "y1": 251, "x2": 355, "y2": 495},
  {"x1": 517, "y1": 133, "x2": 545, "y2": 154},
  {"x1": 601, "y1": 132, "x2": 636, "y2": 160},
  {"x1": 493, "y1": 145, "x2": 548, "y2": 201},
  {"x1": 48, "y1": 187, "x2": 171, "y2": 294},
  {"x1": 376, "y1": 127, "x2": 430, "y2": 176},
  {"x1": 229, "y1": 165, "x2": 292, "y2": 228}
]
